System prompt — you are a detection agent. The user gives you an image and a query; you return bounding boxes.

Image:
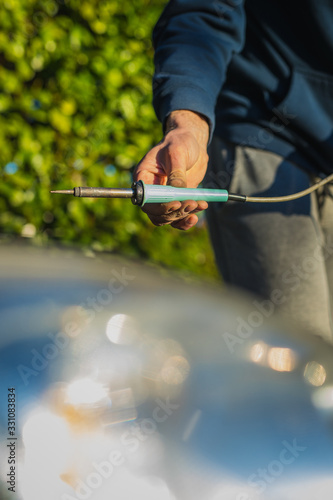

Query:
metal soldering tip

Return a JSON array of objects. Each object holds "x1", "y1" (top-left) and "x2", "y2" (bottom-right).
[{"x1": 50, "y1": 190, "x2": 74, "y2": 195}]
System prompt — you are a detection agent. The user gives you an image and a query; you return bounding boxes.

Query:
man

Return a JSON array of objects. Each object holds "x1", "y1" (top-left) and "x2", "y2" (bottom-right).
[{"x1": 133, "y1": 0, "x2": 333, "y2": 342}]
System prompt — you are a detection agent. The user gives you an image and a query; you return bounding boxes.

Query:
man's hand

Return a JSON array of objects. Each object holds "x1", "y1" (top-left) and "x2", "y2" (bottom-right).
[{"x1": 133, "y1": 110, "x2": 210, "y2": 230}]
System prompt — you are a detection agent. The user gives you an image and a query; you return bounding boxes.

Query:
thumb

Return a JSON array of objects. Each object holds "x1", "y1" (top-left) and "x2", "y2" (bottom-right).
[
  {"x1": 157, "y1": 142, "x2": 189, "y2": 189},
  {"x1": 167, "y1": 168, "x2": 187, "y2": 188}
]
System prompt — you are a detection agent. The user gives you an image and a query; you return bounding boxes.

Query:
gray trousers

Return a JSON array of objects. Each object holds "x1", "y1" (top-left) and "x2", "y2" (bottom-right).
[{"x1": 205, "y1": 137, "x2": 333, "y2": 343}]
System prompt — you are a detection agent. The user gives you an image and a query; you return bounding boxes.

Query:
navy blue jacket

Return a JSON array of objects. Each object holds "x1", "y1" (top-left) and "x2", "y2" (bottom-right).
[{"x1": 152, "y1": 0, "x2": 333, "y2": 174}]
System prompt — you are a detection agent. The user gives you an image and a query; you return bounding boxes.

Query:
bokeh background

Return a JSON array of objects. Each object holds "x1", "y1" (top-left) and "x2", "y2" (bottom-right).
[{"x1": 0, "y1": 0, "x2": 218, "y2": 280}]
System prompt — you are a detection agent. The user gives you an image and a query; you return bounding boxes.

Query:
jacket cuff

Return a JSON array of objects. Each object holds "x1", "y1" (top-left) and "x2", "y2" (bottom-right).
[{"x1": 153, "y1": 81, "x2": 215, "y2": 144}]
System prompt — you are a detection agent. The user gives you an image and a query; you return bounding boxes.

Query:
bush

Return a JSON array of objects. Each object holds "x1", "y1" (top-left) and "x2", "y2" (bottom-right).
[{"x1": 0, "y1": 0, "x2": 218, "y2": 280}]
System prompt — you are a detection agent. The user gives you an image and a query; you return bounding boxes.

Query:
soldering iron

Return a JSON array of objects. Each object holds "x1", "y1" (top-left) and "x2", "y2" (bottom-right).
[{"x1": 50, "y1": 173, "x2": 333, "y2": 206}]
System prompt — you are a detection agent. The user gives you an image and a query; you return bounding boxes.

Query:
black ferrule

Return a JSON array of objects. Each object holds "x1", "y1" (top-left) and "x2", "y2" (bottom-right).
[
  {"x1": 228, "y1": 193, "x2": 247, "y2": 202},
  {"x1": 131, "y1": 181, "x2": 144, "y2": 206}
]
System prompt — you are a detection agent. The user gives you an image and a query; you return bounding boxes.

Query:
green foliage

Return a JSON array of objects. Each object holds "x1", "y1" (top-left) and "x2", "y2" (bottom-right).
[{"x1": 0, "y1": 0, "x2": 219, "y2": 280}]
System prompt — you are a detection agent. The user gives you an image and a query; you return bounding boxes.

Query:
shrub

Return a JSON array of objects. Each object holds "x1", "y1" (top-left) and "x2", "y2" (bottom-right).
[{"x1": 0, "y1": 0, "x2": 218, "y2": 280}]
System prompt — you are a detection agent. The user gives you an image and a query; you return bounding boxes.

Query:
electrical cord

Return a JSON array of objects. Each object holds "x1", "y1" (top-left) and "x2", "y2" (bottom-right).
[{"x1": 245, "y1": 172, "x2": 333, "y2": 203}]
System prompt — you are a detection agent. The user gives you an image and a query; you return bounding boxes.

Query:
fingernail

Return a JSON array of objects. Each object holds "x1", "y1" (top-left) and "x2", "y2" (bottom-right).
[{"x1": 167, "y1": 204, "x2": 181, "y2": 213}]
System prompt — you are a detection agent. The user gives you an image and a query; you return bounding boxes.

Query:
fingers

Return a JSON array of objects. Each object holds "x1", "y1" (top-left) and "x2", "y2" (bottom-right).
[
  {"x1": 143, "y1": 199, "x2": 207, "y2": 218},
  {"x1": 141, "y1": 201, "x2": 182, "y2": 218},
  {"x1": 145, "y1": 200, "x2": 208, "y2": 230},
  {"x1": 171, "y1": 214, "x2": 198, "y2": 230}
]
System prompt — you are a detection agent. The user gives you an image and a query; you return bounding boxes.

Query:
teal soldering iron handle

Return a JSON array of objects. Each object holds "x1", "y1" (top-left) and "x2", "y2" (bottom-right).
[{"x1": 132, "y1": 180, "x2": 245, "y2": 206}]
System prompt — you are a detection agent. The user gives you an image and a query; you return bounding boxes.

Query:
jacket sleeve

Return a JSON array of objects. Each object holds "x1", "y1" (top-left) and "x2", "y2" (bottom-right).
[{"x1": 152, "y1": 0, "x2": 246, "y2": 139}]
